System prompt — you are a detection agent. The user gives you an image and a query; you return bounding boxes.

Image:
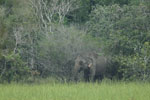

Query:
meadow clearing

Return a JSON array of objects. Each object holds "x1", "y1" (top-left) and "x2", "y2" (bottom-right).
[{"x1": 0, "y1": 81, "x2": 150, "y2": 100}]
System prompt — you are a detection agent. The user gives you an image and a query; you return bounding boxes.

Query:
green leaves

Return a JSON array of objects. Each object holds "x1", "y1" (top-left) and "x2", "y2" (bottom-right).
[
  {"x1": 87, "y1": 4, "x2": 150, "y2": 81},
  {"x1": 0, "y1": 52, "x2": 29, "y2": 83}
]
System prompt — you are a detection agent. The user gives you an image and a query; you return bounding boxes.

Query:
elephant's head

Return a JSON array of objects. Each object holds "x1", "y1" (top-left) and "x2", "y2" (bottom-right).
[{"x1": 73, "y1": 55, "x2": 94, "y2": 81}]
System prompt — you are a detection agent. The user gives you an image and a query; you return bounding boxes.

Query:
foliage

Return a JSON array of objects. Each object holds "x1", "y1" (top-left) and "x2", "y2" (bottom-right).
[
  {"x1": 87, "y1": 4, "x2": 150, "y2": 80},
  {"x1": 0, "y1": 0, "x2": 150, "y2": 82},
  {"x1": 67, "y1": 0, "x2": 132, "y2": 23},
  {"x1": 0, "y1": 53, "x2": 29, "y2": 83}
]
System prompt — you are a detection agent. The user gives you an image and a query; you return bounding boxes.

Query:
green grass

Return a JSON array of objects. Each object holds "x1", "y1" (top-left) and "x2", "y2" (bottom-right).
[{"x1": 0, "y1": 82, "x2": 150, "y2": 100}]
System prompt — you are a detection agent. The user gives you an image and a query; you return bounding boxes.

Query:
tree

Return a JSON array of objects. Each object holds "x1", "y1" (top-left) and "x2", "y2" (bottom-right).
[
  {"x1": 87, "y1": 4, "x2": 150, "y2": 80},
  {"x1": 66, "y1": 0, "x2": 131, "y2": 24}
]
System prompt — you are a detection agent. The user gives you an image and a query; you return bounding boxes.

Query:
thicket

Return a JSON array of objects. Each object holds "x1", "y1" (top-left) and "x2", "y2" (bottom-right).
[
  {"x1": 87, "y1": 3, "x2": 150, "y2": 81},
  {"x1": 0, "y1": 0, "x2": 150, "y2": 83}
]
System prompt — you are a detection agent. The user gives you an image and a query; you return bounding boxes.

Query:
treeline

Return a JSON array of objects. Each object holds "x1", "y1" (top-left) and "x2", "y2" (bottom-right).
[{"x1": 0, "y1": 0, "x2": 150, "y2": 83}]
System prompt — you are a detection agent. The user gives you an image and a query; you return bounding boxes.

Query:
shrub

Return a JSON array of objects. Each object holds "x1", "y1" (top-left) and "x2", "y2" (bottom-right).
[{"x1": 0, "y1": 52, "x2": 29, "y2": 83}]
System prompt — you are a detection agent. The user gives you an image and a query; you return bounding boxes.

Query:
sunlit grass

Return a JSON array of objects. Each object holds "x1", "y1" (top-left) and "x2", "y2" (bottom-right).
[{"x1": 0, "y1": 81, "x2": 150, "y2": 100}]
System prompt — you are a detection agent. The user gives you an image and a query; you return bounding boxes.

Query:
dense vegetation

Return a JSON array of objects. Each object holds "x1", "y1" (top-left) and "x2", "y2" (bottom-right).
[{"x1": 0, "y1": 0, "x2": 150, "y2": 83}]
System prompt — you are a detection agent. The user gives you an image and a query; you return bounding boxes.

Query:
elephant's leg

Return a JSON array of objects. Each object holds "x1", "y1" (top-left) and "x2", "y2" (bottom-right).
[
  {"x1": 84, "y1": 68, "x2": 90, "y2": 82},
  {"x1": 99, "y1": 74, "x2": 104, "y2": 81},
  {"x1": 94, "y1": 75, "x2": 98, "y2": 82},
  {"x1": 74, "y1": 76, "x2": 78, "y2": 82},
  {"x1": 89, "y1": 68, "x2": 95, "y2": 82},
  {"x1": 94, "y1": 74, "x2": 104, "y2": 82},
  {"x1": 84, "y1": 73, "x2": 89, "y2": 82}
]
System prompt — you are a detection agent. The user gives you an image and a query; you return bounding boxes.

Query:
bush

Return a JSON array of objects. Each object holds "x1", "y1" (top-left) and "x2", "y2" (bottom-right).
[
  {"x1": 37, "y1": 25, "x2": 99, "y2": 80},
  {"x1": 0, "y1": 52, "x2": 29, "y2": 83}
]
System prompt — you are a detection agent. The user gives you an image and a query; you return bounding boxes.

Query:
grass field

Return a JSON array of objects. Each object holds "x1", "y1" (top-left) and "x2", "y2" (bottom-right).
[{"x1": 0, "y1": 82, "x2": 150, "y2": 100}]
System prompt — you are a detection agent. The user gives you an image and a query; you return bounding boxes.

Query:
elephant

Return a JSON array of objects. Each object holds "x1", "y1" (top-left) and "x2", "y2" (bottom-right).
[{"x1": 73, "y1": 52, "x2": 108, "y2": 82}]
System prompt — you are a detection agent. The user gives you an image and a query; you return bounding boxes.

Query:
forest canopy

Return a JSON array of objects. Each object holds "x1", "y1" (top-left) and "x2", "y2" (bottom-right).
[{"x1": 0, "y1": 0, "x2": 150, "y2": 83}]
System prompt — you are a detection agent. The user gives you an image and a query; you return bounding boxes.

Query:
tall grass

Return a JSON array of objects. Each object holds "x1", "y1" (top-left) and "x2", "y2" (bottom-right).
[{"x1": 0, "y1": 81, "x2": 150, "y2": 100}]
